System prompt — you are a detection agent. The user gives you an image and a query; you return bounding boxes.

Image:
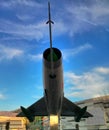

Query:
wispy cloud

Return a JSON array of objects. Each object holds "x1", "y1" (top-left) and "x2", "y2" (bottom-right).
[
  {"x1": 0, "y1": 44, "x2": 44, "y2": 62},
  {"x1": 16, "y1": 14, "x2": 35, "y2": 22},
  {"x1": 0, "y1": 0, "x2": 43, "y2": 8},
  {"x1": 0, "y1": 44, "x2": 24, "y2": 61},
  {"x1": 53, "y1": 21, "x2": 68, "y2": 37},
  {"x1": 62, "y1": 43, "x2": 92, "y2": 60},
  {"x1": 94, "y1": 67, "x2": 109, "y2": 75},
  {"x1": 0, "y1": 0, "x2": 109, "y2": 41},
  {"x1": 0, "y1": 93, "x2": 6, "y2": 100},
  {"x1": 0, "y1": 0, "x2": 47, "y2": 42},
  {"x1": 0, "y1": 20, "x2": 47, "y2": 41},
  {"x1": 28, "y1": 53, "x2": 42, "y2": 62},
  {"x1": 64, "y1": 66, "x2": 109, "y2": 100},
  {"x1": 62, "y1": 0, "x2": 109, "y2": 36}
]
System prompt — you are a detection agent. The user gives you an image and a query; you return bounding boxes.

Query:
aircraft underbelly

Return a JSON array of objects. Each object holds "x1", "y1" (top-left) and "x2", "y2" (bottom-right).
[{"x1": 43, "y1": 55, "x2": 63, "y2": 115}]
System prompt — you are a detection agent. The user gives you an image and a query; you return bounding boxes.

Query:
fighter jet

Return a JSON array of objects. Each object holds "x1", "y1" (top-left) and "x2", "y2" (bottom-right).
[{"x1": 17, "y1": 2, "x2": 92, "y2": 123}]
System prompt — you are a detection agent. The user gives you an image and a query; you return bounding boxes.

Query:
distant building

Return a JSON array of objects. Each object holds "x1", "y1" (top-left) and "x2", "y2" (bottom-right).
[
  {"x1": 0, "y1": 111, "x2": 28, "y2": 130},
  {"x1": 85, "y1": 95, "x2": 109, "y2": 130},
  {"x1": 60, "y1": 95, "x2": 109, "y2": 130}
]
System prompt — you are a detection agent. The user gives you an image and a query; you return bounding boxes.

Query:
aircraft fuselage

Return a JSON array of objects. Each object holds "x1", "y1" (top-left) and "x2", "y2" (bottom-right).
[{"x1": 43, "y1": 48, "x2": 64, "y2": 116}]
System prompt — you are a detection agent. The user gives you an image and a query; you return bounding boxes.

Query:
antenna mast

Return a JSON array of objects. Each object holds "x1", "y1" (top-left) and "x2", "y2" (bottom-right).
[{"x1": 46, "y1": 2, "x2": 54, "y2": 77}]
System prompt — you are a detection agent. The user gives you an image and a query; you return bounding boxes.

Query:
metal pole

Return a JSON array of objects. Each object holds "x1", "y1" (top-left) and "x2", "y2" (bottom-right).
[{"x1": 75, "y1": 124, "x2": 79, "y2": 130}]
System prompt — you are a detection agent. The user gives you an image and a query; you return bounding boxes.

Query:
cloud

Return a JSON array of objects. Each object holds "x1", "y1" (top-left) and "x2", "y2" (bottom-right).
[
  {"x1": 64, "y1": 66, "x2": 109, "y2": 100},
  {"x1": 0, "y1": 44, "x2": 24, "y2": 61},
  {"x1": 0, "y1": 0, "x2": 109, "y2": 40},
  {"x1": 28, "y1": 53, "x2": 42, "y2": 62},
  {"x1": 71, "y1": 1, "x2": 109, "y2": 24},
  {"x1": 0, "y1": 93, "x2": 6, "y2": 100},
  {"x1": 0, "y1": 0, "x2": 46, "y2": 41},
  {"x1": 0, "y1": 44, "x2": 43, "y2": 62},
  {"x1": 93, "y1": 67, "x2": 109, "y2": 75},
  {"x1": 0, "y1": 19, "x2": 49, "y2": 42},
  {"x1": 0, "y1": 0, "x2": 43, "y2": 8},
  {"x1": 62, "y1": 43, "x2": 92, "y2": 60},
  {"x1": 61, "y1": 0, "x2": 109, "y2": 36},
  {"x1": 53, "y1": 21, "x2": 68, "y2": 36},
  {"x1": 16, "y1": 14, "x2": 34, "y2": 21}
]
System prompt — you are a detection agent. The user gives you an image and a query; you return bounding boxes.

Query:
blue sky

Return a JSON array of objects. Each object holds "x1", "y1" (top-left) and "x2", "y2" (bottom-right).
[{"x1": 0, "y1": 0, "x2": 109, "y2": 111}]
